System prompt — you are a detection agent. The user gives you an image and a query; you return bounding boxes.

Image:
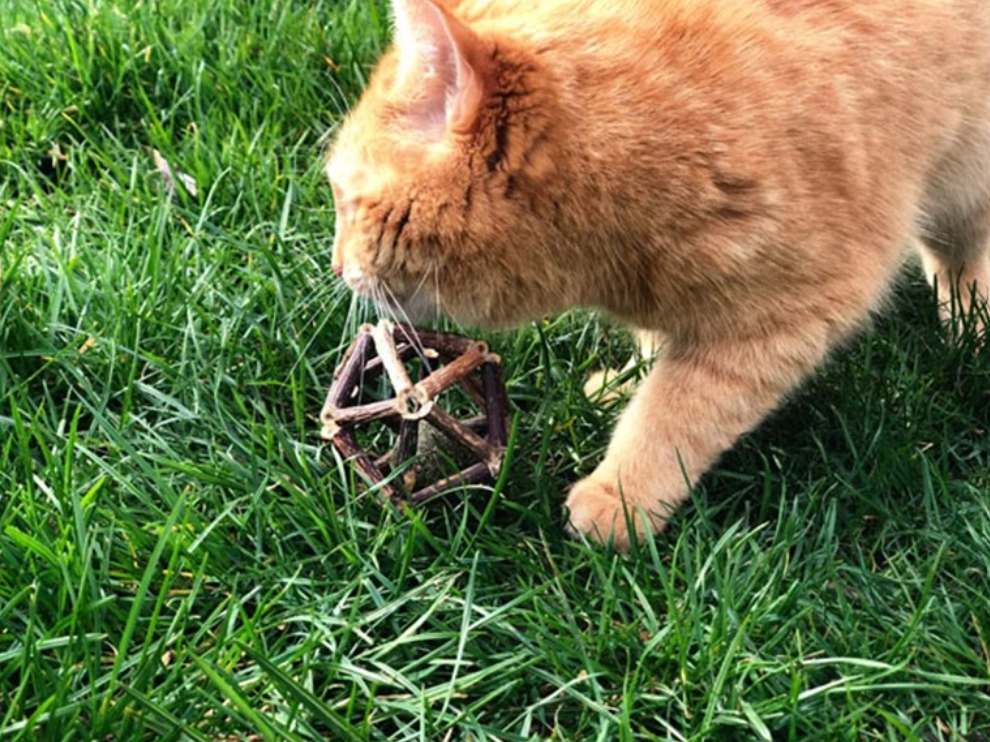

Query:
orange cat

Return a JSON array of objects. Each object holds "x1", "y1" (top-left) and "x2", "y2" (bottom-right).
[{"x1": 326, "y1": 0, "x2": 990, "y2": 550}]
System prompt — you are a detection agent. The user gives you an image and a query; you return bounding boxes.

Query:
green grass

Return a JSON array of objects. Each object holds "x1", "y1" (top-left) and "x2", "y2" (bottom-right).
[{"x1": 2, "y1": 1, "x2": 989, "y2": 739}]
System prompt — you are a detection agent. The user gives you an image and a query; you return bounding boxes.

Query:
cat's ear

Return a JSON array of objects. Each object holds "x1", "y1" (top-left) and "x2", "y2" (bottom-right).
[{"x1": 390, "y1": 0, "x2": 488, "y2": 135}]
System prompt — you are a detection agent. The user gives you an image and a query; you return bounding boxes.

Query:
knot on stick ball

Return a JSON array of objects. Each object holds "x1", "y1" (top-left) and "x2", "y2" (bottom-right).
[{"x1": 320, "y1": 320, "x2": 509, "y2": 504}]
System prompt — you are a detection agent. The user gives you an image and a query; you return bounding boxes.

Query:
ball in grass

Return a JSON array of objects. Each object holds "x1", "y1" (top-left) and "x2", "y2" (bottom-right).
[{"x1": 320, "y1": 320, "x2": 509, "y2": 504}]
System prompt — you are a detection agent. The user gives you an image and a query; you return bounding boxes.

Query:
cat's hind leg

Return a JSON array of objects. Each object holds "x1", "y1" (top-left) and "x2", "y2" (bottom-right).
[
  {"x1": 917, "y1": 121, "x2": 990, "y2": 336},
  {"x1": 916, "y1": 205, "x2": 990, "y2": 336}
]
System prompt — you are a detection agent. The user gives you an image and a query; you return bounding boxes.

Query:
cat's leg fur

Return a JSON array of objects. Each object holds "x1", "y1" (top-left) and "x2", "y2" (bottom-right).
[
  {"x1": 583, "y1": 329, "x2": 664, "y2": 402},
  {"x1": 565, "y1": 318, "x2": 840, "y2": 550},
  {"x1": 916, "y1": 204, "x2": 990, "y2": 335},
  {"x1": 916, "y1": 115, "x2": 990, "y2": 334}
]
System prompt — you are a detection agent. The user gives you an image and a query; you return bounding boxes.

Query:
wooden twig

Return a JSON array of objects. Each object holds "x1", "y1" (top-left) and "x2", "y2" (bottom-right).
[
  {"x1": 416, "y1": 342, "x2": 493, "y2": 400},
  {"x1": 458, "y1": 375, "x2": 487, "y2": 407},
  {"x1": 393, "y1": 324, "x2": 472, "y2": 356},
  {"x1": 483, "y1": 361, "x2": 509, "y2": 449},
  {"x1": 373, "y1": 320, "x2": 433, "y2": 420},
  {"x1": 394, "y1": 419, "x2": 420, "y2": 468},
  {"x1": 320, "y1": 328, "x2": 374, "y2": 440},
  {"x1": 462, "y1": 416, "x2": 489, "y2": 436},
  {"x1": 329, "y1": 327, "x2": 374, "y2": 400},
  {"x1": 426, "y1": 405, "x2": 501, "y2": 475},
  {"x1": 372, "y1": 321, "x2": 414, "y2": 396},
  {"x1": 326, "y1": 399, "x2": 400, "y2": 427},
  {"x1": 332, "y1": 429, "x2": 400, "y2": 500},
  {"x1": 394, "y1": 420, "x2": 421, "y2": 492},
  {"x1": 410, "y1": 463, "x2": 491, "y2": 504},
  {"x1": 362, "y1": 343, "x2": 418, "y2": 379}
]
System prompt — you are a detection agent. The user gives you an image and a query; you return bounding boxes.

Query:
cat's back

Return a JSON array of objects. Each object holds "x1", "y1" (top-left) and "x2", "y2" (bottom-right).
[
  {"x1": 456, "y1": 0, "x2": 988, "y2": 158},
  {"x1": 454, "y1": 0, "x2": 988, "y2": 33},
  {"x1": 442, "y1": 0, "x2": 989, "y2": 254},
  {"x1": 453, "y1": 0, "x2": 988, "y2": 75}
]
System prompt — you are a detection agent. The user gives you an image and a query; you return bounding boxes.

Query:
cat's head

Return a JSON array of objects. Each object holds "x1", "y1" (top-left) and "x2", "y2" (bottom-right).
[{"x1": 326, "y1": 0, "x2": 573, "y2": 327}]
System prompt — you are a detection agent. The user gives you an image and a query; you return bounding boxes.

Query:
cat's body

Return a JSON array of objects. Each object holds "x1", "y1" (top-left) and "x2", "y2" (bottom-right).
[{"x1": 327, "y1": 0, "x2": 990, "y2": 549}]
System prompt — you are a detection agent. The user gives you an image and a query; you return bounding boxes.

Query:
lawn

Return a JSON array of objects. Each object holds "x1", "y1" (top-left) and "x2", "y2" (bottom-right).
[{"x1": 2, "y1": 1, "x2": 989, "y2": 740}]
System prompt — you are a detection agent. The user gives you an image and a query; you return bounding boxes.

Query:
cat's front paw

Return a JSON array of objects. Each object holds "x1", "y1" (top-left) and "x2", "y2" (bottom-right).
[{"x1": 564, "y1": 477, "x2": 668, "y2": 551}]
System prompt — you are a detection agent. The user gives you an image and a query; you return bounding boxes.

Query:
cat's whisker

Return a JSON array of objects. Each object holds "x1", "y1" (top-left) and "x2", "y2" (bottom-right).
[
  {"x1": 353, "y1": 289, "x2": 380, "y2": 337},
  {"x1": 431, "y1": 262, "x2": 467, "y2": 337},
  {"x1": 381, "y1": 282, "x2": 416, "y2": 327},
  {"x1": 280, "y1": 277, "x2": 355, "y2": 379},
  {"x1": 371, "y1": 282, "x2": 397, "y2": 324},
  {"x1": 382, "y1": 283, "x2": 431, "y2": 359},
  {"x1": 432, "y1": 261, "x2": 443, "y2": 330},
  {"x1": 407, "y1": 267, "x2": 434, "y2": 315}
]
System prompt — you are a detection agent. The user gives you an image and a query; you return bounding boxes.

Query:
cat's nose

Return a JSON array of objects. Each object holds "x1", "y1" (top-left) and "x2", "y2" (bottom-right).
[{"x1": 333, "y1": 263, "x2": 344, "y2": 278}]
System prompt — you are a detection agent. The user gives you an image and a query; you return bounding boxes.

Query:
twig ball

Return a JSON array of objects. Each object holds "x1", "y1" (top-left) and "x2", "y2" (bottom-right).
[{"x1": 320, "y1": 320, "x2": 509, "y2": 504}]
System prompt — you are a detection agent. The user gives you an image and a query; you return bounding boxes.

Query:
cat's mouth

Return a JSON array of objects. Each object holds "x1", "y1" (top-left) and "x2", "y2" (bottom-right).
[{"x1": 337, "y1": 258, "x2": 447, "y2": 323}]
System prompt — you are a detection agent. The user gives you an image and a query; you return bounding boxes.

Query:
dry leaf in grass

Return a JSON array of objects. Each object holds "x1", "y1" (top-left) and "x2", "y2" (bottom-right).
[
  {"x1": 152, "y1": 149, "x2": 198, "y2": 197},
  {"x1": 49, "y1": 142, "x2": 67, "y2": 168}
]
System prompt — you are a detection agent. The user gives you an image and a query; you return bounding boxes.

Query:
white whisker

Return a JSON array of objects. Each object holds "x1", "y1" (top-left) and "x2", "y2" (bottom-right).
[
  {"x1": 432, "y1": 261, "x2": 442, "y2": 329},
  {"x1": 408, "y1": 266, "x2": 433, "y2": 309},
  {"x1": 378, "y1": 282, "x2": 435, "y2": 373}
]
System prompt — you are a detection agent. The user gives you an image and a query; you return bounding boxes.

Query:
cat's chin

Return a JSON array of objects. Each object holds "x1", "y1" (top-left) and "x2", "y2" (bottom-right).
[
  {"x1": 373, "y1": 292, "x2": 444, "y2": 326},
  {"x1": 370, "y1": 283, "x2": 545, "y2": 331},
  {"x1": 374, "y1": 297, "x2": 526, "y2": 333}
]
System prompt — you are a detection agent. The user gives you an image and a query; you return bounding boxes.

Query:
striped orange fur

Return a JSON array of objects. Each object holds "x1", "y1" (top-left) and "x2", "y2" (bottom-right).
[{"x1": 327, "y1": 0, "x2": 990, "y2": 549}]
